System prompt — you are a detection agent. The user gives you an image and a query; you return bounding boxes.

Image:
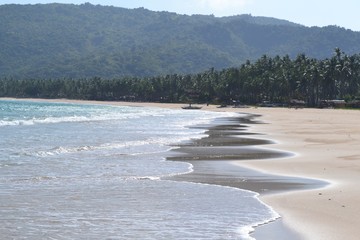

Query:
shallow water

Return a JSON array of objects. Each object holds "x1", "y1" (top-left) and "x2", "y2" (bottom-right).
[{"x1": 0, "y1": 99, "x2": 279, "y2": 239}]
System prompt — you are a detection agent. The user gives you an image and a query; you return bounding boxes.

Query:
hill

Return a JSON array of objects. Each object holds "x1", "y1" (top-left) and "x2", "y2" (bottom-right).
[{"x1": 1, "y1": 3, "x2": 360, "y2": 79}]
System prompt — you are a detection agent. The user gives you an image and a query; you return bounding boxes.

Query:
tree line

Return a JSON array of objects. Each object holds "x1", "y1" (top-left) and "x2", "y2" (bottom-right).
[{"x1": 1, "y1": 48, "x2": 360, "y2": 107}]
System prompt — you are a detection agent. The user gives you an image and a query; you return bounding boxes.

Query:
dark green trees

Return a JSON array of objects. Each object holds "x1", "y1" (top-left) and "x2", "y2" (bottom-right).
[{"x1": 1, "y1": 49, "x2": 360, "y2": 107}]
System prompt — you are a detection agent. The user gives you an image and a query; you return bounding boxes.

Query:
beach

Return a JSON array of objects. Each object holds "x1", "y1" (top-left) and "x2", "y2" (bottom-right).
[
  {"x1": 3, "y1": 98, "x2": 360, "y2": 239},
  {"x1": 183, "y1": 104, "x2": 360, "y2": 240},
  {"x1": 236, "y1": 107, "x2": 360, "y2": 240},
  {"x1": 106, "y1": 102, "x2": 360, "y2": 239}
]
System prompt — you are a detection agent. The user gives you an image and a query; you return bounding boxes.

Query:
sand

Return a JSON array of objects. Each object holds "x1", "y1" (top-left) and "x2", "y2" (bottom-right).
[
  {"x1": 235, "y1": 107, "x2": 360, "y2": 240},
  {"x1": 3, "y1": 98, "x2": 360, "y2": 239},
  {"x1": 170, "y1": 103, "x2": 360, "y2": 240},
  {"x1": 111, "y1": 103, "x2": 360, "y2": 239}
]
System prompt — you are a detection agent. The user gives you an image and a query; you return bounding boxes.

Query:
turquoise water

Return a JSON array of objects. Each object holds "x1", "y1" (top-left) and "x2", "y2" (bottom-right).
[{"x1": 0, "y1": 99, "x2": 278, "y2": 239}]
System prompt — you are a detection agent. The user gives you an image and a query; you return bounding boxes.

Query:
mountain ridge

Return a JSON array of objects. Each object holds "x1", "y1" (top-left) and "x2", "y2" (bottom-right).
[{"x1": 1, "y1": 3, "x2": 360, "y2": 79}]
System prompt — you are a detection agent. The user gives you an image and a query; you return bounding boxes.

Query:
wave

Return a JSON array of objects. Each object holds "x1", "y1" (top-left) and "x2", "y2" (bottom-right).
[
  {"x1": 0, "y1": 113, "x2": 143, "y2": 127},
  {"x1": 34, "y1": 134, "x2": 196, "y2": 157},
  {"x1": 0, "y1": 102, "x2": 238, "y2": 128},
  {"x1": 0, "y1": 115, "x2": 99, "y2": 127},
  {"x1": 0, "y1": 107, "x2": 169, "y2": 127},
  {"x1": 126, "y1": 176, "x2": 161, "y2": 181},
  {"x1": 4, "y1": 166, "x2": 194, "y2": 184},
  {"x1": 35, "y1": 140, "x2": 149, "y2": 157},
  {"x1": 237, "y1": 212, "x2": 280, "y2": 240}
]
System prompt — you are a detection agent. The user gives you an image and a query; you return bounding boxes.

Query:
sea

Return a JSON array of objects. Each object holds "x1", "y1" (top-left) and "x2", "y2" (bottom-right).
[{"x1": 0, "y1": 99, "x2": 279, "y2": 240}]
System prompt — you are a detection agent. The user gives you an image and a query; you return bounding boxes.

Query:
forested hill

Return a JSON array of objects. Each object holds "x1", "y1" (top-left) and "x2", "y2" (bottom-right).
[{"x1": 1, "y1": 3, "x2": 360, "y2": 79}]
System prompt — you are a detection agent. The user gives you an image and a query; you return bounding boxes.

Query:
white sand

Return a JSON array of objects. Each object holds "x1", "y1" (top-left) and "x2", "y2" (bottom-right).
[{"x1": 234, "y1": 107, "x2": 360, "y2": 240}]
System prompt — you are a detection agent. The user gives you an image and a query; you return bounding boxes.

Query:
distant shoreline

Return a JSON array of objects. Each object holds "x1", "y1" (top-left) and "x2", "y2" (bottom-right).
[{"x1": 2, "y1": 97, "x2": 360, "y2": 239}]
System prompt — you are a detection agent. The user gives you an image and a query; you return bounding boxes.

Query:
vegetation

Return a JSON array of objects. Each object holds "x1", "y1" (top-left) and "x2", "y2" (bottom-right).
[
  {"x1": 1, "y1": 49, "x2": 360, "y2": 107},
  {"x1": 1, "y1": 3, "x2": 360, "y2": 79}
]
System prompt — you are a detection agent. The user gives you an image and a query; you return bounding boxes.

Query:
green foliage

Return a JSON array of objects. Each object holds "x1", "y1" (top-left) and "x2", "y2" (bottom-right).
[
  {"x1": 1, "y1": 3, "x2": 360, "y2": 79},
  {"x1": 1, "y1": 49, "x2": 360, "y2": 107}
]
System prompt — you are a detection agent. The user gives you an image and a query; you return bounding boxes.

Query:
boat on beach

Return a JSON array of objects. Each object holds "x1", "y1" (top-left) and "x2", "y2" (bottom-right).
[{"x1": 181, "y1": 103, "x2": 202, "y2": 109}]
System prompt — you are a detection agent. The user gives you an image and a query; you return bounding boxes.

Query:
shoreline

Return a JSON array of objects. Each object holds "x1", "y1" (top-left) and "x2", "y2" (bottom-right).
[
  {"x1": 2, "y1": 98, "x2": 360, "y2": 239},
  {"x1": 165, "y1": 114, "x2": 325, "y2": 240},
  {"x1": 166, "y1": 115, "x2": 325, "y2": 195},
  {"x1": 236, "y1": 107, "x2": 360, "y2": 240}
]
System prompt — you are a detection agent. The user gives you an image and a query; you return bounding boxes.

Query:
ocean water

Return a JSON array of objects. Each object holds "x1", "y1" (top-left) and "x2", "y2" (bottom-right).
[{"x1": 0, "y1": 99, "x2": 279, "y2": 239}]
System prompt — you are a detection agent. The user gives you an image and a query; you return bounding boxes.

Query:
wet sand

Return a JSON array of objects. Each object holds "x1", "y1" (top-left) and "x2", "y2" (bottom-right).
[
  {"x1": 167, "y1": 116, "x2": 325, "y2": 194},
  {"x1": 165, "y1": 115, "x2": 325, "y2": 239}
]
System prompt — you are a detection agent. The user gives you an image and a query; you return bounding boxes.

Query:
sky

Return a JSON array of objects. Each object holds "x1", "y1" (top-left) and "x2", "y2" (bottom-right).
[{"x1": 2, "y1": 0, "x2": 359, "y2": 32}]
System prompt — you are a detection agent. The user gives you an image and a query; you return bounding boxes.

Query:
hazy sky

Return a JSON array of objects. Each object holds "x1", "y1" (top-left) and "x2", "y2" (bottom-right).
[{"x1": 2, "y1": 0, "x2": 359, "y2": 31}]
